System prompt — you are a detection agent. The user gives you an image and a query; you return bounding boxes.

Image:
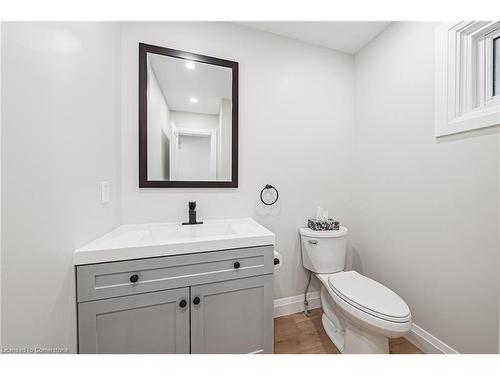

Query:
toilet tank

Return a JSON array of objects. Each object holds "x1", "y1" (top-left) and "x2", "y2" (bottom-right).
[{"x1": 299, "y1": 227, "x2": 348, "y2": 274}]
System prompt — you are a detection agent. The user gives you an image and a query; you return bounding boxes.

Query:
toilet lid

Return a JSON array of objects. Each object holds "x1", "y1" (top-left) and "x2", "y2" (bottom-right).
[{"x1": 328, "y1": 271, "x2": 411, "y2": 323}]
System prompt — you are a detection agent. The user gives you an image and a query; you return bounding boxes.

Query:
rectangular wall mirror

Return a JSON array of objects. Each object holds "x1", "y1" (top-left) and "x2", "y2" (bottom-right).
[{"x1": 139, "y1": 43, "x2": 238, "y2": 187}]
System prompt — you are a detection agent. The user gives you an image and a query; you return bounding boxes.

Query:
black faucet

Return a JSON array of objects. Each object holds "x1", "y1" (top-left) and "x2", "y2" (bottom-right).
[{"x1": 182, "y1": 201, "x2": 203, "y2": 225}]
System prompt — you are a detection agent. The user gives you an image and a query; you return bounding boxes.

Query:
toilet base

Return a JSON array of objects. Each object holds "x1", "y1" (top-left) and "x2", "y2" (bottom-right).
[
  {"x1": 342, "y1": 318, "x2": 389, "y2": 354},
  {"x1": 320, "y1": 285, "x2": 390, "y2": 354},
  {"x1": 322, "y1": 313, "x2": 390, "y2": 354},
  {"x1": 322, "y1": 314, "x2": 345, "y2": 352}
]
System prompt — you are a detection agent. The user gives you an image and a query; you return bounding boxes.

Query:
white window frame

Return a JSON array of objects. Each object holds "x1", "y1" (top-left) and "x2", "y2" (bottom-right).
[{"x1": 435, "y1": 21, "x2": 500, "y2": 136}]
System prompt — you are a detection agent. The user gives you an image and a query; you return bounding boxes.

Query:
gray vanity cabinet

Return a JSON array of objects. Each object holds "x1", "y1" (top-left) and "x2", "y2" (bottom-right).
[
  {"x1": 78, "y1": 288, "x2": 190, "y2": 354},
  {"x1": 76, "y1": 246, "x2": 274, "y2": 354},
  {"x1": 190, "y1": 275, "x2": 273, "y2": 354}
]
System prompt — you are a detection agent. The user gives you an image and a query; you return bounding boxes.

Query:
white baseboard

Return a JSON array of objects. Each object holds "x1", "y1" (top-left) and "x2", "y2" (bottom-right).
[
  {"x1": 404, "y1": 323, "x2": 459, "y2": 354},
  {"x1": 274, "y1": 292, "x2": 458, "y2": 354},
  {"x1": 274, "y1": 291, "x2": 321, "y2": 318}
]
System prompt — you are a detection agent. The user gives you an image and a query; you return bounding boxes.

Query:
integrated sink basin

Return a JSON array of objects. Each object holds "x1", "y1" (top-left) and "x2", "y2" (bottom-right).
[
  {"x1": 149, "y1": 222, "x2": 235, "y2": 241},
  {"x1": 74, "y1": 218, "x2": 275, "y2": 265}
]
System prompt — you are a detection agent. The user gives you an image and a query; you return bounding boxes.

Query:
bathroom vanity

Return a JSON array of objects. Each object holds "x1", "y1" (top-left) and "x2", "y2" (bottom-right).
[{"x1": 74, "y1": 218, "x2": 275, "y2": 354}]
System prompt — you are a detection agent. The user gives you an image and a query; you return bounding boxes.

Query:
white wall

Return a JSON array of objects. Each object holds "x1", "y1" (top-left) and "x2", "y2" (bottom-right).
[
  {"x1": 147, "y1": 64, "x2": 171, "y2": 180},
  {"x1": 353, "y1": 22, "x2": 499, "y2": 353},
  {"x1": 177, "y1": 135, "x2": 212, "y2": 181},
  {"x1": 170, "y1": 111, "x2": 219, "y2": 133},
  {"x1": 171, "y1": 111, "x2": 219, "y2": 180},
  {"x1": 120, "y1": 22, "x2": 355, "y2": 300},
  {"x1": 218, "y1": 98, "x2": 232, "y2": 181},
  {"x1": 1, "y1": 23, "x2": 121, "y2": 352}
]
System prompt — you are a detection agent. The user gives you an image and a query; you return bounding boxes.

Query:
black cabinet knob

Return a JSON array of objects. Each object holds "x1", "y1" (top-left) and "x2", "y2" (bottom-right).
[
  {"x1": 193, "y1": 296, "x2": 201, "y2": 305},
  {"x1": 274, "y1": 258, "x2": 280, "y2": 265},
  {"x1": 233, "y1": 261, "x2": 241, "y2": 269},
  {"x1": 179, "y1": 299, "x2": 187, "y2": 308},
  {"x1": 129, "y1": 274, "x2": 139, "y2": 283}
]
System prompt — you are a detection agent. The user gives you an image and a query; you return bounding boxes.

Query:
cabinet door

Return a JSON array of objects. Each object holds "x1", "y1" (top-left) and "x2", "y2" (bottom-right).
[
  {"x1": 190, "y1": 275, "x2": 273, "y2": 354},
  {"x1": 78, "y1": 288, "x2": 189, "y2": 354}
]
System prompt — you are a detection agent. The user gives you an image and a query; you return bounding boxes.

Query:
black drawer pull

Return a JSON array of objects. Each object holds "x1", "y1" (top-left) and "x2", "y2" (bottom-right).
[
  {"x1": 179, "y1": 299, "x2": 187, "y2": 308},
  {"x1": 274, "y1": 258, "x2": 280, "y2": 265},
  {"x1": 193, "y1": 296, "x2": 201, "y2": 305},
  {"x1": 129, "y1": 274, "x2": 139, "y2": 283},
  {"x1": 233, "y1": 261, "x2": 241, "y2": 269}
]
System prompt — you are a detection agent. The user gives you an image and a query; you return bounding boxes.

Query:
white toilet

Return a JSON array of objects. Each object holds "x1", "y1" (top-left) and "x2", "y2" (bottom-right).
[{"x1": 300, "y1": 227, "x2": 412, "y2": 354}]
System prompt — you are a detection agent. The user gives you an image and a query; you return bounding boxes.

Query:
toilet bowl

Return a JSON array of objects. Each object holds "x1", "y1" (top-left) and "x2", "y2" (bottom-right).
[{"x1": 299, "y1": 227, "x2": 412, "y2": 354}]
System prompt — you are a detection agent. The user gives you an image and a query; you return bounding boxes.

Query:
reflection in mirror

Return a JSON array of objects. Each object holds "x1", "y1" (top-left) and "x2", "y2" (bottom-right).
[{"x1": 140, "y1": 44, "x2": 237, "y2": 187}]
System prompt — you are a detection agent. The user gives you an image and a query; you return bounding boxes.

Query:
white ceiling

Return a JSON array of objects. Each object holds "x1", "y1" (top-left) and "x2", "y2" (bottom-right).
[
  {"x1": 149, "y1": 54, "x2": 232, "y2": 115},
  {"x1": 235, "y1": 22, "x2": 391, "y2": 54}
]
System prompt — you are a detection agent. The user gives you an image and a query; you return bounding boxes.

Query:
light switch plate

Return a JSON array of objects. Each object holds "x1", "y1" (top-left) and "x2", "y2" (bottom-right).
[{"x1": 101, "y1": 181, "x2": 110, "y2": 204}]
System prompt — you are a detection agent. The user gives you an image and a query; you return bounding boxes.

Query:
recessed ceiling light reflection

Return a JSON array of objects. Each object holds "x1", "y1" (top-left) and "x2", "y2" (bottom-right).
[
  {"x1": 185, "y1": 61, "x2": 195, "y2": 70},
  {"x1": 189, "y1": 97, "x2": 198, "y2": 103}
]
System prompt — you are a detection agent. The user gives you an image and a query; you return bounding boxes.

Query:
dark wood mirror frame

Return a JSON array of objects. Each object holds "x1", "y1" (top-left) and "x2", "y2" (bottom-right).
[{"x1": 138, "y1": 43, "x2": 239, "y2": 188}]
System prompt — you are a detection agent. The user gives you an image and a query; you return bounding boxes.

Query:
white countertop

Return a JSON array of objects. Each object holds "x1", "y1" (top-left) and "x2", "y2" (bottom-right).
[{"x1": 74, "y1": 217, "x2": 275, "y2": 265}]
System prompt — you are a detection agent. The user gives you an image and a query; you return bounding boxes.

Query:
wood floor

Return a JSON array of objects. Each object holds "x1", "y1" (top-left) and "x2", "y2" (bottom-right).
[{"x1": 274, "y1": 308, "x2": 423, "y2": 354}]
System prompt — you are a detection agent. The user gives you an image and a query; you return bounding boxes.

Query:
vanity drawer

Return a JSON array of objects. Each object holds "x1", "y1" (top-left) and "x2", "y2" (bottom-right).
[{"x1": 76, "y1": 246, "x2": 273, "y2": 302}]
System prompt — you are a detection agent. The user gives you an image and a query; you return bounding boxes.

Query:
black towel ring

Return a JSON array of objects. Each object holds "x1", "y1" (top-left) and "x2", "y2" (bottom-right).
[{"x1": 260, "y1": 184, "x2": 279, "y2": 206}]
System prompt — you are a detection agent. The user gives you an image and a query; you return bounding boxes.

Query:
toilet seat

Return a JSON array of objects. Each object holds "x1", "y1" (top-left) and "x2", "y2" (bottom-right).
[{"x1": 328, "y1": 271, "x2": 411, "y2": 323}]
